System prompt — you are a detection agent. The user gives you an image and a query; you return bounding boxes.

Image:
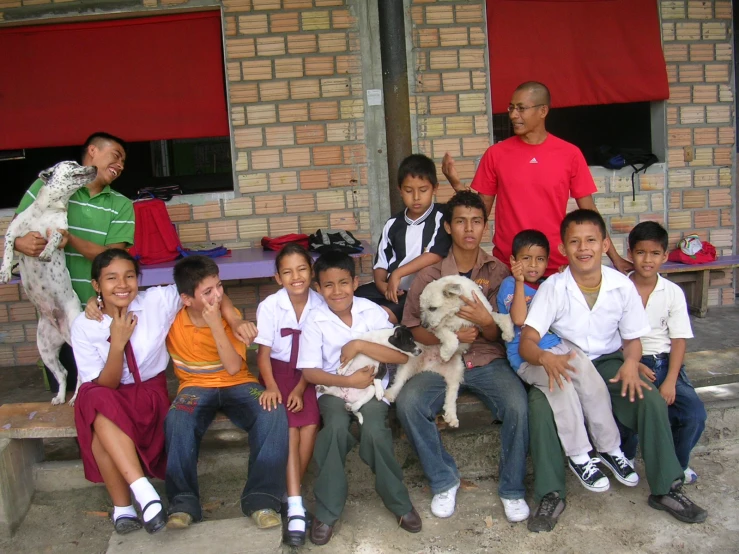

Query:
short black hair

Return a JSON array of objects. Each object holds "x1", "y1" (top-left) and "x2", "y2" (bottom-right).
[
  {"x1": 397, "y1": 153, "x2": 438, "y2": 187},
  {"x1": 560, "y1": 209, "x2": 607, "y2": 241},
  {"x1": 173, "y1": 255, "x2": 220, "y2": 297},
  {"x1": 444, "y1": 190, "x2": 486, "y2": 223},
  {"x1": 628, "y1": 221, "x2": 669, "y2": 252},
  {"x1": 91, "y1": 248, "x2": 139, "y2": 282},
  {"x1": 81, "y1": 132, "x2": 127, "y2": 161},
  {"x1": 514, "y1": 81, "x2": 551, "y2": 107},
  {"x1": 313, "y1": 250, "x2": 355, "y2": 283},
  {"x1": 275, "y1": 242, "x2": 313, "y2": 273},
  {"x1": 512, "y1": 229, "x2": 550, "y2": 258}
]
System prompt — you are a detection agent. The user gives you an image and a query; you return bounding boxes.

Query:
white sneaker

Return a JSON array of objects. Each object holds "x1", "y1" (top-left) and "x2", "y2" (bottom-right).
[
  {"x1": 501, "y1": 498, "x2": 530, "y2": 523},
  {"x1": 431, "y1": 483, "x2": 459, "y2": 518},
  {"x1": 684, "y1": 467, "x2": 698, "y2": 484}
]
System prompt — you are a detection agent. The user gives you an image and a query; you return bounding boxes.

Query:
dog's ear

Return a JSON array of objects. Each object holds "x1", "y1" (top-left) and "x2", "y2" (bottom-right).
[
  {"x1": 442, "y1": 282, "x2": 463, "y2": 298},
  {"x1": 38, "y1": 163, "x2": 60, "y2": 184}
]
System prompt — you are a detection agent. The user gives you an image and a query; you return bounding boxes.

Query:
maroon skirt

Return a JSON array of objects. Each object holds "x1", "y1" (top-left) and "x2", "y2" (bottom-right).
[
  {"x1": 262, "y1": 357, "x2": 320, "y2": 428},
  {"x1": 74, "y1": 372, "x2": 169, "y2": 483}
]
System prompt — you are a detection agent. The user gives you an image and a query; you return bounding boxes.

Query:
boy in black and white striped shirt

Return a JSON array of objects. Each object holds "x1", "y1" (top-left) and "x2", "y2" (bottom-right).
[{"x1": 356, "y1": 154, "x2": 452, "y2": 323}]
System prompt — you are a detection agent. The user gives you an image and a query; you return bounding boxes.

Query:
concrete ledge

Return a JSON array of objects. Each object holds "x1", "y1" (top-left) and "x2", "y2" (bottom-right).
[{"x1": 0, "y1": 438, "x2": 43, "y2": 537}]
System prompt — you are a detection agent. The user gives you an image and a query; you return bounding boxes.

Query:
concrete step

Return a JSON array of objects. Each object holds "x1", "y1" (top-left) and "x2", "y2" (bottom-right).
[{"x1": 106, "y1": 518, "x2": 281, "y2": 554}]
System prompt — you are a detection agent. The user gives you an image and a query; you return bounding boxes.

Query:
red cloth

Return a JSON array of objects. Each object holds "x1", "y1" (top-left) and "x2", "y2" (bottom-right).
[
  {"x1": 261, "y1": 234, "x2": 311, "y2": 252},
  {"x1": 668, "y1": 243, "x2": 718, "y2": 265},
  {"x1": 0, "y1": 12, "x2": 228, "y2": 150},
  {"x1": 486, "y1": 0, "x2": 669, "y2": 112},
  {"x1": 74, "y1": 343, "x2": 169, "y2": 483},
  {"x1": 471, "y1": 134, "x2": 596, "y2": 275}
]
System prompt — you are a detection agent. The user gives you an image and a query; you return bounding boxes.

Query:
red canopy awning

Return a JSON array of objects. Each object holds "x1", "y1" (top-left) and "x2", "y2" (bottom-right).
[
  {"x1": 0, "y1": 11, "x2": 229, "y2": 150},
  {"x1": 486, "y1": 0, "x2": 669, "y2": 112}
]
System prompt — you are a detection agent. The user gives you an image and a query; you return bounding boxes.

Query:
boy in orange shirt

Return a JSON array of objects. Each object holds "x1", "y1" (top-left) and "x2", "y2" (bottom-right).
[{"x1": 164, "y1": 256, "x2": 288, "y2": 531}]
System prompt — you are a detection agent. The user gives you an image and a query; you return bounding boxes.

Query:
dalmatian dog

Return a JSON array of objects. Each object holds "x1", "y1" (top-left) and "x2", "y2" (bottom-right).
[
  {"x1": 419, "y1": 275, "x2": 515, "y2": 363},
  {"x1": 0, "y1": 161, "x2": 98, "y2": 405},
  {"x1": 317, "y1": 325, "x2": 422, "y2": 424}
]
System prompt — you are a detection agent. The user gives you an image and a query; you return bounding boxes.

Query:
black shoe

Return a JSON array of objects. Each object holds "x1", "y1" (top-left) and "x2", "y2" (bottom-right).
[
  {"x1": 283, "y1": 514, "x2": 307, "y2": 547},
  {"x1": 527, "y1": 493, "x2": 566, "y2": 533},
  {"x1": 568, "y1": 457, "x2": 610, "y2": 492},
  {"x1": 648, "y1": 484, "x2": 707, "y2": 524},
  {"x1": 113, "y1": 515, "x2": 142, "y2": 535},
  {"x1": 141, "y1": 500, "x2": 167, "y2": 534},
  {"x1": 598, "y1": 452, "x2": 639, "y2": 487}
]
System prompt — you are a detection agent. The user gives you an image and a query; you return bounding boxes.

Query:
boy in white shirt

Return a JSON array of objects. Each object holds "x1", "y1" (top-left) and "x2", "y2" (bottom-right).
[
  {"x1": 520, "y1": 209, "x2": 707, "y2": 532},
  {"x1": 622, "y1": 221, "x2": 706, "y2": 484},
  {"x1": 297, "y1": 251, "x2": 421, "y2": 545}
]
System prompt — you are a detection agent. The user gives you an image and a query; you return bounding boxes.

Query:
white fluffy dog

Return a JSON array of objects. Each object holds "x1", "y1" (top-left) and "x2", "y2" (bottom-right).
[
  {"x1": 420, "y1": 275, "x2": 515, "y2": 362},
  {"x1": 383, "y1": 275, "x2": 515, "y2": 427},
  {"x1": 317, "y1": 326, "x2": 422, "y2": 424}
]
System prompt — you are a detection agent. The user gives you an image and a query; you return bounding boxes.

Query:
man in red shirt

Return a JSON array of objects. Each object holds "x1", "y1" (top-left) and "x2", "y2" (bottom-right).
[{"x1": 443, "y1": 81, "x2": 631, "y2": 276}]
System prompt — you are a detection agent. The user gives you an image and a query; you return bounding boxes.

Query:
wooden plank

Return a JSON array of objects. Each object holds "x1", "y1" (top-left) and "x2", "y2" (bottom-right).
[{"x1": 660, "y1": 255, "x2": 739, "y2": 274}]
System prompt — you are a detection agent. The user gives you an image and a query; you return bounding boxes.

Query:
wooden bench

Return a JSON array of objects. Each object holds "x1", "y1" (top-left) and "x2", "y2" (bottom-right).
[{"x1": 660, "y1": 255, "x2": 739, "y2": 318}]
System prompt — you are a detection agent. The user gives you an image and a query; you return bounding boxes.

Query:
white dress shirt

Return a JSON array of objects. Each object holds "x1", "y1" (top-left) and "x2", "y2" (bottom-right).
[
  {"x1": 525, "y1": 266, "x2": 651, "y2": 360},
  {"x1": 638, "y1": 274, "x2": 694, "y2": 356},
  {"x1": 71, "y1": 285, "x2": 182, "y2": 384},
  {"x1": 254, "y1": 288, "x2": 325, "y2": 362}
]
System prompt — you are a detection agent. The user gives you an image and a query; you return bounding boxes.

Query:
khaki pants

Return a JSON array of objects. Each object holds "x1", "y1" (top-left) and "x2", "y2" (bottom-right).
[{"x1": 518, "y1": 341, "x2": 620, "y2": 457}]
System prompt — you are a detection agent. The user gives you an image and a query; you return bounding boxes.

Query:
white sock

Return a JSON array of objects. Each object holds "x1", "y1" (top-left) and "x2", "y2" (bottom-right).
[
  {"x1": 607, "y1": 448, "x2": 626, "y2": 458},
  {"x1": 287, "y1": 496, "x2": 306, "y2": 533},
  {"x1": 130, "y1": 477, "x2": 162, "y2": 522},
  {"x1": 113, "y1": 505, "x2": 137, "y2": 522},
  {"x1": 570, "y1": 453, "x2": 590, "y2": 465}
]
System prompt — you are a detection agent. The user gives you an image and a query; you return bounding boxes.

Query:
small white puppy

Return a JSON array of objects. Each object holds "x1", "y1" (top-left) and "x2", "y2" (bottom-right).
[
  {"x1": 317, "y1": 326, "x2": 422, "y2": 424},
  {"x1": 419, "y1": 275, "x2": 514, "y2": 362}
]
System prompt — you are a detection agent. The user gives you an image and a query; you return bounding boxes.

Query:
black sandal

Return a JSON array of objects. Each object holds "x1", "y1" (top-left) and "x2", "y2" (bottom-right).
[
  {"x1": 113, "y1": 514, "x2": 142, "y2": 535},
  {"x1": 283, "y1": 514, "x2": 307, "y2": 547},
  {"x1": 142, "y1": 500, "x2": 167, "y2": 534}
]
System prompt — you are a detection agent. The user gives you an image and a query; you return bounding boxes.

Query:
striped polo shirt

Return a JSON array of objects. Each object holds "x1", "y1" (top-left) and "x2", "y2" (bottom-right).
[
  {"x1": 16, "y1": 179, "x2": 135, "y2": 305},
  {"x1": 374, "y1": 202, "x2": 452, "y2": 290}
]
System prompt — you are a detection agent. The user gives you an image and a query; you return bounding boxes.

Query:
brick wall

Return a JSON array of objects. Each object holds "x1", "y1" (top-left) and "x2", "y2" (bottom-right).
[{"x1": 0, "y1": 0, "x2": 735, "y2": 367}]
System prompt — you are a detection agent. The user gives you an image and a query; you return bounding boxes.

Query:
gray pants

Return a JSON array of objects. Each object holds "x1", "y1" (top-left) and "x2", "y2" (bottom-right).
[{"x1": 517, "y1": 341, "x2": 620, "y2": 457}]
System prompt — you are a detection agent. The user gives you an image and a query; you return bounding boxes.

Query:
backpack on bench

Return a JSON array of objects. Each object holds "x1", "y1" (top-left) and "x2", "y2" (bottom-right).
[{"x1": 128, "y1": 197, "x2": 183, "y2": 265}]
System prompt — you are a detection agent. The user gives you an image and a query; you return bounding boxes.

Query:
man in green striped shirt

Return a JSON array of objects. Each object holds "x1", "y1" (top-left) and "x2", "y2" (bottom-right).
[{"x1": 14, "y1": 132, "x2": 135, "y2": 305}]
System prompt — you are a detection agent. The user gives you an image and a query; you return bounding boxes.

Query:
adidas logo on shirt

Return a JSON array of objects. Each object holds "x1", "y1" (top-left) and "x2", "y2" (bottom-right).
[{"x1": 529, "y1": 158, "x2": 538, "y2": 164}]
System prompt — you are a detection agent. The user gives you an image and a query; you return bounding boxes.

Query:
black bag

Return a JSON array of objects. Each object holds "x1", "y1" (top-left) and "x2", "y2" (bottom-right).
[
  {"x1": 597, "y1": 146, "x2": 658, "y2": 200},
  {"x1": 309, "y1": 229, "x2": 364, "y2": 254}
]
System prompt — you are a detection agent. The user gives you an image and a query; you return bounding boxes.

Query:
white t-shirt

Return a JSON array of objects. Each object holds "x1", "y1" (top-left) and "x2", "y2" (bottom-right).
[
  {"x1": 71, "y1": 285, "x2": 182, "y2": 384},
  {"x1": 297, "y1": 297, "x2": 393, "y2": 396},
  {"x1": 637, "y1": 274, "x2": 694, "y2": 356},
  {"x1": 254, "y1": 288, "x2": 325, "y2": 363},
  {"x1": 525, "y1": 266, "x2": 651, "y2": 360}
]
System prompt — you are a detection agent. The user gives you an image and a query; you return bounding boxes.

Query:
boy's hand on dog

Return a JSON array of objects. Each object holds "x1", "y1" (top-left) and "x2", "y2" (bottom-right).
[
  {"x1": 510, "y1": 258, "x2": 525, "y2": 282},
  {"x1": 610, "y1": 360, "x2": 651, "y2": 402},
  {"x1": 109, "y1": 307, "x2": 137, "y2": 348},
  {"x1": 540, "y1": 350, "x2": 577, "y2": 392},
  {"x1": 456, "y1": 327, "x2": 479, "y2": 344},
  {"x1": 385, "y1": 273, "x2": 405, "y2": 304},
  {"x1": 346, "y1": 365, "x2": 375, "y2": 389},
  {"x1": 14, "y1": 231, "x2": 47, "y2": 257},
  {"x1": 458, "y1": 294, "x2": 494, "y2": 328},
  {"x1": 340, "y1": 340, "x2": 362, "y2": 367},
  {"x1": 260, "y1": 386, "x2": 282, "y2": 411},
  {"x1": 46, "y1": 228, "x2": 69, "y2": 249}
]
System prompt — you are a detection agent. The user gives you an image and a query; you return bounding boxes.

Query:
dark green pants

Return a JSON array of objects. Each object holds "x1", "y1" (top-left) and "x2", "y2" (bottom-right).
[
  {"x1": 530, "y1": 351, "x2": 683, "y2": 502},
  {"x1": 312, "y1": 395, "x2": 412, "y2": 526}
]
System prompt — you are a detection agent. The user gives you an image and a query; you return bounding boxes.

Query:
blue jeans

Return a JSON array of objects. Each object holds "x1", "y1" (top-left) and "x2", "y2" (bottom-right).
[
  {"x1": 164, "y1": 383, "x2": 288, "y2": 520},
  {"x1": 619, "y1": 354, "x2": 707, "y2": 470},
  {"x1": 395, "y1": 358, "x2": 528, "y2": 499}
]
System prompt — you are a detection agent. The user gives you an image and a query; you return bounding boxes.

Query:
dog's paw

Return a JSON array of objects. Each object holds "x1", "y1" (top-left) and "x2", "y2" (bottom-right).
[
  {"x1": 439, "y1": 345, "x2": 454, "y2": 363},
  {"x1": 383, "y1": 389, "x2": 397, "y2": 403},
  {"x1": 443, "y1": 412, "x2": 460, "y2": 428},
  {"x1": 38, "y1": 251, "x2": 53, "y2": 263},
  {"x1": 356, "y1": 412, "x2": 364, "y2": 425},
  {"x1": 0, "y1": 269, "x2": 11, "y2": 284},
  {"x1": 68, "y1": 394, "x2": 78, "y2": 407},
  {"x1": 51, "y1": 394, "x2": 65, "y2": 406}
]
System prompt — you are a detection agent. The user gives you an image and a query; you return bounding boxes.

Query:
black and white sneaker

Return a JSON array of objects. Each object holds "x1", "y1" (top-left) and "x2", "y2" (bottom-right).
[
  {"x1": 598, "y1": 452, "x2": 639, "y2": 487},
  {"x1": 568, "y1": 457, "x2": 610, "y2": 492},
  {"x1": 648, "y1": 483, "x2": 707, "y2": 523}
]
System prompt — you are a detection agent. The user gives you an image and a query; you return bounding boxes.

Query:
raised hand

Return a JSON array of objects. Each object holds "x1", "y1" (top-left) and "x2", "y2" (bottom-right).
[{"x1": 109, "y1": 306, "x2": 137, "y2": 348}]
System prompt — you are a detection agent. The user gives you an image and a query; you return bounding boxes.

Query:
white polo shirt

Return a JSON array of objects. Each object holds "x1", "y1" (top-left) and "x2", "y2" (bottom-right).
[
  {"x1": 254, "y1": 288, "x2": 325, "y2": 363},
  {"x1": 297, "y1": 296, "x2": 393, "y2": 396},
  {"x1": 525, "y1": 266, "x2": 650, "y2": 360},
  {"x1": 71, "y1": 285, "x2": 182, "y2": 384},
  {"x1": 636, "y1": 274, "x2": 694, "y2": 356}
]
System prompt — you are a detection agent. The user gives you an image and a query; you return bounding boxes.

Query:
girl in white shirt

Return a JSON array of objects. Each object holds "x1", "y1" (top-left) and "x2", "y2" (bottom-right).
[
  {"x1": 254, "y1": 243, "x2": 323, "y2": 546},
  {"x1": 72, "y1": 249, "x2": 243, "y2": 536}
]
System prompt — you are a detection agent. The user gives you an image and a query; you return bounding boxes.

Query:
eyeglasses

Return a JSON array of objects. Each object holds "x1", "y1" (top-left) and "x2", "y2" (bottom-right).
[{"x1": 507, "y1": 104, "x2": 544, "y2": 114}]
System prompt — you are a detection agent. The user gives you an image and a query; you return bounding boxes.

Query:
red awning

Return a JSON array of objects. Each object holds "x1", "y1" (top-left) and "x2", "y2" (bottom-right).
[
  {"x1": 486, "y1": 0, "x2": 669, "y2": 113},
  {"x1": 0, "y1": 12, "x2": 229, "y2": 150}
]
